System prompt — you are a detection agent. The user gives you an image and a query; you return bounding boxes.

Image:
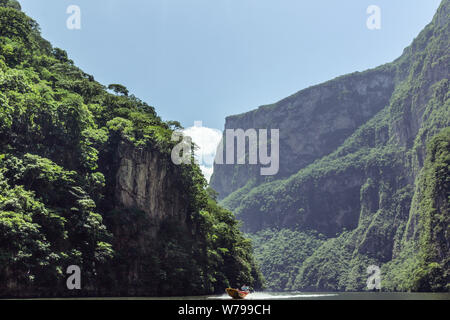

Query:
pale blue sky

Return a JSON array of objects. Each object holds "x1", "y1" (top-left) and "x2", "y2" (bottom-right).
[{"x1": 19, "y1": 0, "x2": 442, "y2": 130}]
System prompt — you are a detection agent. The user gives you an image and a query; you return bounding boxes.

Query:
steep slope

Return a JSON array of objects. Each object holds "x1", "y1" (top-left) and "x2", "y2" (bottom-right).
[
  {"x1": 212, "y1": 0, "x2": 449, "y2": 291},
  {"x1": 0, "y1": 0, "x2": 263, "y2": 297},
  {"x1": 211, "y1": 67, "x2": 398, "y2": 200}
]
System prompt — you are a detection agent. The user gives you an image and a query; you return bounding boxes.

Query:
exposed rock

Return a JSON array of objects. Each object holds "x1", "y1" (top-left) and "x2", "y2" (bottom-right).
[
  {"x1": 115, "y1": 141, "x2": 189, "y2": 227},
  {"x1": 211, "y1": 0, "x2": 450, "y2": 291},
  {"x1": 211, "y1": 69, "x2": 397, "y2": 199}
]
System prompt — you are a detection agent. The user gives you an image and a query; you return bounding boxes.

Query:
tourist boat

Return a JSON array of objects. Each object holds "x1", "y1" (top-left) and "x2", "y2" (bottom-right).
[{"x1": 225, "y1": 288, "x2": 250, "y2": 299}]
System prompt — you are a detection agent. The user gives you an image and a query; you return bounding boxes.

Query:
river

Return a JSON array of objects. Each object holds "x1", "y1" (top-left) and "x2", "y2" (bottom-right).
[{"x1": 79, "y1": 292, "x2": 449, "y2": 300}]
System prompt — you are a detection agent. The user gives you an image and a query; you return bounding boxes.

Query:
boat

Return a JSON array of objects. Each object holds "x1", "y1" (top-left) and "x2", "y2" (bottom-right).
[{"x1": 226, "y1": 288, "x2": 250, "y2": 299}]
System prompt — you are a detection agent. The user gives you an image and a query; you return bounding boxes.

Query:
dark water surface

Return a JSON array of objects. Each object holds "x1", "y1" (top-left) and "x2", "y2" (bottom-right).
[{"x1": 34, "y1": 292, "x2": 450, "y2": 300}]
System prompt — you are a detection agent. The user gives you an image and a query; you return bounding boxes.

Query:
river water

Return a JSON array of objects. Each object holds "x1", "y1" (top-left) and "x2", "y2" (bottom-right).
[{"x1": 92, "y1": 292, "x2": 449, "y2": 300}]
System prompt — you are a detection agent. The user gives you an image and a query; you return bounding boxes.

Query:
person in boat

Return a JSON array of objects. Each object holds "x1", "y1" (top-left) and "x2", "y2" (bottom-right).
[{"x1": 241, "y1": 285, "x2": 250, "y2": 292}]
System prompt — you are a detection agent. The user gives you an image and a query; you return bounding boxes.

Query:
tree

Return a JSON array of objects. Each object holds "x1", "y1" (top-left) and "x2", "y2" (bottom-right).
[
  {"x1": 0, "y1": 0, "x2": 21, "y2": 10},
  {"x1": 108, "y1": 83, "x2": 129, "y2": 96}
]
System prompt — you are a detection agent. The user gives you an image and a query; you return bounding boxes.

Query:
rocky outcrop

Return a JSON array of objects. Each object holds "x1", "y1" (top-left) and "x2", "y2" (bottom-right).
[
  {"x1": 115, "y1": 141, "x2": 189, "y2": 227},
  {"x1": 211, "y1": 0, "x2": 450, "y2": 291},
  {"x1": 105, "y1": 141, "x2": 195, "y2": 295},
  {"x1": 211, "y1": 68, "x2": 397, "y2": 199}
]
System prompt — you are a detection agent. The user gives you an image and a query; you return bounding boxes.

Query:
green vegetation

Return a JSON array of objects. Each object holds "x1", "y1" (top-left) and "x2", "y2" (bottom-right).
[
  {"x1": 218, "y1": 0, "x2": 449, "y2": 292},
  {"x1": 0, "y1": 2, "x2": 263, "y2": 297},
  {"x1": 383, "y1": 128, "x2": 450, "y2": 291},
  {"x1": 247, "y1": 229, "x2": 325, "y2": 290}
]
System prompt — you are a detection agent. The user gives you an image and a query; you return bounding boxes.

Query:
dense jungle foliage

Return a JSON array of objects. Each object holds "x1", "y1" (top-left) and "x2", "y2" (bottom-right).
[{"x1": 0, "y1": 0, "x2": 263, "y2": 297}]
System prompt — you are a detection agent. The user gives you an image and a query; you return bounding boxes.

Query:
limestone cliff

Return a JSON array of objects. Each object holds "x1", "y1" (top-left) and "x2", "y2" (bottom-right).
[
  {"x1": 115, "y1": 141, "x2": 189, "y2": 227},
  {"x1": 211, "y1": 68, "x2": 397, "y2": 199},
  {"x1": 104, "y1": 141, "x2": 193, "y2": 295},
  {"x1": 211, "y1": 0, "x2": 450, "y2": 291}
]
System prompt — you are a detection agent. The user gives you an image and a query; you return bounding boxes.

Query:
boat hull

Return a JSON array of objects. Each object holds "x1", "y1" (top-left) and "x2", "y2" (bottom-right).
[{"x1": 226, "y1": 288, "x2": 249, "y2": 299}]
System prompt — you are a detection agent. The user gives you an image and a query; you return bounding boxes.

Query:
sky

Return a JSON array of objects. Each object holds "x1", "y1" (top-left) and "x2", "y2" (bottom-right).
[{"x1": 18, "y1": 0, "x2": 442, "y2": 180}]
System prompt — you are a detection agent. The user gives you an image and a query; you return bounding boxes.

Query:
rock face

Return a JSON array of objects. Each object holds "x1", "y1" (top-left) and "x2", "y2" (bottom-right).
[
  {"x1": 115, "y1": 141, "x2": 189, "y2": 227},
  {"x1": 211, "y1": 0, "x2": 450, "y2": 291},
  {"x1": 106, "y1": 141, "x2": 194, "y2": 295},
  {"x1": 211, "y1": 69, "x2": 397, "y2": 199}
]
